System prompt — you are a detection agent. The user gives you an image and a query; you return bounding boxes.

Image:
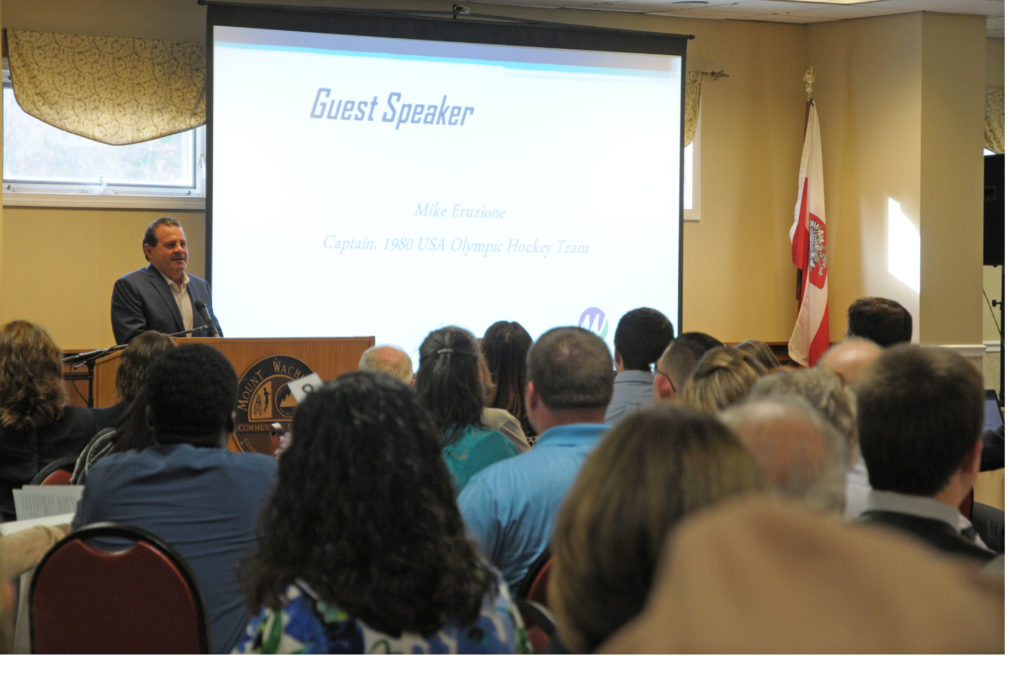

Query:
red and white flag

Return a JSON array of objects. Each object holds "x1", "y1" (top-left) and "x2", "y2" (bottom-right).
[{"x1": 788, "y1": 101, "x2": 830, "y2": 367}]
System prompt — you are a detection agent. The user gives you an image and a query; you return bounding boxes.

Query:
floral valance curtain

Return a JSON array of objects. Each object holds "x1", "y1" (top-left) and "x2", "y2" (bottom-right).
[
  {"x1": 684, "y1": 71, "x2": 702, "y2": 147},
  {"x1": 984, "y1": 86, "x2": 1004, "y2": 154},
  {"x1": 6, "y1": 29, "x2": 205, "y2": 145}
]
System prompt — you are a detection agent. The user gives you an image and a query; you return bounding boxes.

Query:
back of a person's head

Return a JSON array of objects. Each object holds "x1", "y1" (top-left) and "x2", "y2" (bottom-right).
[
  {"x1": 735, "y1": 339, "x2": 782, "y2": 371},
  {"x1": 846, "y1": 297, "x2": 912, "y2": 347},
  {"x1": 146, "y1": 344, "x2": 237, "y2": 444},
  {"x1": 115, "y1": 331, "x2": 176, "y2": 402},
  {"x1": 856, "y1": 345, "x2": 983, "y2": 496},
  {"x1": 679, "y1": 346, "x2": 765, "y2": 416},
  {"x1": 0, "y1": 320, "x2": 65, "y2": 430},
  {"x1": 657, "y1": 337, "x2": 699, "y2": 393},
  {"x1": 748, "y1": 366, "x2": 856, "y2": 446},
  {"x1": 550, "y1": 405, "x2": 762, "y2": 652},
  {"x1": 676, "y1": 331, "x2": 724, "y2": 360},
  {"x1": 481, "y1": 320, "x2": 533, "y2": 418},
  {"x1": 358, "y1": 344, "x2": 413, "y2": 384},
  {"x1": 245, "y1": 371, "x2": 495, "y2": 635},
  {"x1": 613, "y1": 307, "x2": 674, "y2": 370},
  {"x1": 599, "y1": 497, "x2": 1004, "y2": 654},
  {"x1": 416, "y1": 325, "x2": 484, "y2": 443},
  {"x1": 527, "y1": 327, "x2": 614, "y2": 411},
  {"x1": 820, "y1": 337, "x2": 883, "y2": 387},
  {"x1": 721, "y1": 395, "x2": 848, "y2": 513}
]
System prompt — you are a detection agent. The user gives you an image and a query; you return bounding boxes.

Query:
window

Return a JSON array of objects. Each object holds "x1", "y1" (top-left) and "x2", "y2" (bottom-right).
[
  {"x1": 2, "y1": 70, "x2": 205, "y2": 209},
  {"x1": 684, "y1": 105, "x2": 701, "y2": 221}
]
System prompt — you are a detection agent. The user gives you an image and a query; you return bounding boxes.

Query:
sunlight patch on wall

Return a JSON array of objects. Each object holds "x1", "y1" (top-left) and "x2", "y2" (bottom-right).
[{"x1": 887, "y1": 197, "x2": 920, "y2": 293}]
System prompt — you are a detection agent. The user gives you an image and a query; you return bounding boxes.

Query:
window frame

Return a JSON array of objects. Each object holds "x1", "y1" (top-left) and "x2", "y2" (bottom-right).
[{"x1": 1, "y1": 62, "x2": 206, "y2": 210}]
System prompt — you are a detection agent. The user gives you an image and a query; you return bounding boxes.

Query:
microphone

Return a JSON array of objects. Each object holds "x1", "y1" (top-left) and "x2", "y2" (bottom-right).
[{"x1": 195, "y1": 300, "x2": 222, "y2": 338}]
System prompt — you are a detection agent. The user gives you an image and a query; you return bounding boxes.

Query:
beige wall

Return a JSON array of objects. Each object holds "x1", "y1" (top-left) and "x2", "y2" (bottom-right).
[
  {"x1": 808, "y1": 14, "x2": 925, "y2": 343},
  {"x1": 1, "y1": 209, "x2": 205, "y2": 347},
  {"x1": 0, "y1": 1, "x2": 994, "y2": 355}
]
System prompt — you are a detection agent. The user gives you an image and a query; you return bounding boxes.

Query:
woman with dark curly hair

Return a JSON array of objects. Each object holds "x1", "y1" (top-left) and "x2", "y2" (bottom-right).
[
  {"x1": 481, "y1": 320, "x2": 537, "y2": 443},
  {"x1": 0, "y1": 321, "x2": 98, "y2": 520},
  {"x1": 236, "y1": 371, "x2": 528, "y2": 654},
  {"x1": 417, "y1": 325, "x2": 518, "y2": 491}
]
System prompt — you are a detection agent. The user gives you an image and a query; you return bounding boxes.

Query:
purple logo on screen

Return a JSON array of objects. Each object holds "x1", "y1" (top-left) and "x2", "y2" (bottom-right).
[{"x1": 578, "y1": 307, "x2": 609, "y2": 340}]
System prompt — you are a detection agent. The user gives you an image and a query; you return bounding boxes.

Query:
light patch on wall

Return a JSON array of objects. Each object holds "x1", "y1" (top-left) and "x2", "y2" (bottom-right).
[{"x1": 887, "y1": 197, "x2": 920, "y2": 293}]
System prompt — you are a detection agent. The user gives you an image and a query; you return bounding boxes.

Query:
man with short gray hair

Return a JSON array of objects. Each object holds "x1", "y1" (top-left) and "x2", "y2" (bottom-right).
[{"x1": 722, "y1": 395, "x2": 848, "y2": 514}]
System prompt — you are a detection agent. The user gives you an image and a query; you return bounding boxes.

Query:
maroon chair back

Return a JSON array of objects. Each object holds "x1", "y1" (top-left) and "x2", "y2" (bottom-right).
[
  {"x1": 39, "y1": 469, "x2": 72, "y2": 486},
  {"x1": 30, "y1": 456, "x2": 78, "y2": 486},
  {"x1": 524, "y1": 556, "x2": 553, "y2": 608},
  {"x1": 30, "y1": 523, "x2": 208, "y2": 654}
]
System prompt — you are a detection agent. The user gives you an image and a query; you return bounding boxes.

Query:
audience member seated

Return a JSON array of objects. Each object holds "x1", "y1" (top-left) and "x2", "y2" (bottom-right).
[
  {"x1": 676, "y1": 331, "x2": 724, "y2": 360},
  {"x1": 549, "y1": 405, "x2": 763, "y2": 652},
  {"x1": 91, "y1": 330, "x2": 175, "y2": 429},
  {"x1": 743, "y1": 367, "x2": 856, "y2": 514},
  {"x1": 735, "y1": 339, "x2": 782, "y2": 371},
  {"x1": 819, "y1": 337, "x2": 883, "y2": 387},
  {"x1": 652, "y1": 337, "x2": 699, "y2": 404},
  {"x1": 678, "y1": 346, "x2": 766, "y2": 416},
  {"x1": 458, "y1": 326, "x2": 613, "y2": 592},
  {"x1": 477, "y1": 351, "x2": 530, "y2": 453},
  {"x1": 481, "y1": 321, "x2": 537, "y2": 443},
  {"x1": 855, "y1": 345, "x2": 997, "y2": 561},
  {"x1": 846, "y1": 296, "x2": 912, "y2": 347},
  {"x1": 1, "y1": 321, "x2": 99, "y2": 521},
  {"x1": 358, "y1": 344, "x2": 414, "y2": 384},
  {"x1": 818, "y1": 338, "x2": 883, "y2": 517},
  {"x1": 71, "y1": 331, "x2": 175, "y2": 483},
  {"x1": 721, "y1": 395, "x2": 847, "y2": 514},
  {"x1": 73, "y1": 344, "x2": 277, "y2": 653},
  {"x1": 236, "y1": 372, "x2": 528, "y2": 654},
  {"x1": 70, "y1": 388, "x2": 157, "y2": 485},
  {"x1": 417, "y1": 326, "x2": 518, "y2": 491},
  {"x1": 599, "y1": 498, "x2": 1004, "y2": 653},
  {"x1": 604, "y1": 307, "x2": 673, "y2": 426}
]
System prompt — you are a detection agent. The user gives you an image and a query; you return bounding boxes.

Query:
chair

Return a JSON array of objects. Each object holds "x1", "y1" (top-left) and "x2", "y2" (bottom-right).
[
  {"x1": 516, "y1": 597, "x2": 558, "y2": 654},
  {"x1": 29, "y1": 522, "x2": 209, "y2": 653},
  {"x1": 518, "y1": 549, "x2": 553, "y2": 607},
  {"x1": 30, "y1": 456, "x2": 78, "y2": 486}
]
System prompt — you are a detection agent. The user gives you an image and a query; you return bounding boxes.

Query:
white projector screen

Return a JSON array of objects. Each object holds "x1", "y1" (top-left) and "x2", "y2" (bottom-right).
[{"x1": 208, "y1": 7, "x2": 686, "y2": 367}]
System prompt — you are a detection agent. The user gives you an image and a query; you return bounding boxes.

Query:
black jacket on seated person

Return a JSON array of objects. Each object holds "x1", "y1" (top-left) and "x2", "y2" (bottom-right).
[
  {"x1": 859, "y1": 510, "x2": 997, "y2": 563},
  {"x1": 0, "y1": 406, "x2": 99, "y2": 520}
]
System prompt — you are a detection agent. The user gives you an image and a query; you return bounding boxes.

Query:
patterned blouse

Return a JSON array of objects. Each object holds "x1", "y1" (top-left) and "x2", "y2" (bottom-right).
[{"x1": 234, "y1": 575, "x2": 531, "y2": 654}]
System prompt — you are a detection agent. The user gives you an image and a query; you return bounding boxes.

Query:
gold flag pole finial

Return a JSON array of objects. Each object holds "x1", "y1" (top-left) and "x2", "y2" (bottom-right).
[{"x1": 803, "y1": 67, "x2": 815, "y2": 101}]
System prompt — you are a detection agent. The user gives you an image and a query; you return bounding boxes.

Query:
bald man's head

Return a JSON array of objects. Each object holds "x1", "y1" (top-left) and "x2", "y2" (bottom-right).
[
  {"x1": 358, "y1": 345, "x2": 414, "y2": 384},
  {"x1": 820, "y1": 338, "x2": 883, "y2": 387}
]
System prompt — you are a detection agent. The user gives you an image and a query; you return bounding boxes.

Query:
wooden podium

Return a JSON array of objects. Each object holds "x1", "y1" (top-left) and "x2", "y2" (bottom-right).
[{"x1": 92, "y1": 336, "x2": 374, "y2": 453}]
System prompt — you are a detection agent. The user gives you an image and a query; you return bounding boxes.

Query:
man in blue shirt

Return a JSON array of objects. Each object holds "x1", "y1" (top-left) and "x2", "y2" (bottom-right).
[
  {"x1": 604, "y1": 307, "x2": 673, "y2": 426},
  {"x1": 74, "y1": 343, "x2": 276, "y2": 653},
  {"x1": 458, "y1": 326, "x2": 614, "y2": 592}
]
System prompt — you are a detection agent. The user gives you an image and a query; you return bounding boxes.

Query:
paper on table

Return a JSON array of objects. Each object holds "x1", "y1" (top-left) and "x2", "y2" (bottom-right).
[{"x1": 12, "y1": 486, "x2": 83, "y2": 521}]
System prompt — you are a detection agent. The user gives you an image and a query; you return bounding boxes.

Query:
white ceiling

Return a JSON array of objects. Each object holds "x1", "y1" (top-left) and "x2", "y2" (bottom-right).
[{"x1": 466, "y1": 1, "x2": 1004, "y2": 38}]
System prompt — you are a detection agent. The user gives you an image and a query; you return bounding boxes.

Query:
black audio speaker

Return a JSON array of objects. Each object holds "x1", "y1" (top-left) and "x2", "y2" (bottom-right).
[{"x1": 984, "y1": 154, "x2": 1004, "y2": 266}]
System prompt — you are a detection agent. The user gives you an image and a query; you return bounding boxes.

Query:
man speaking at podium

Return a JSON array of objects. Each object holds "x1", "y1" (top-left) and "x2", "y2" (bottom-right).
[{"x1": 111, "y1": 217, "x2": 222, "y2": 345}]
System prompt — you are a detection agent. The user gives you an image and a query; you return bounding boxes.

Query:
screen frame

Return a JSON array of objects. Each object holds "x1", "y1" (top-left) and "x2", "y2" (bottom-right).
[{"x1": 205, "y1": 2, "x2": 690, "y2": 335}]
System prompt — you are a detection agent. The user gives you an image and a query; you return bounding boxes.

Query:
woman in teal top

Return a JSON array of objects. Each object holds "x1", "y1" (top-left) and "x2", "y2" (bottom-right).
[{"x1": 417, "y1": 326, "x2": 518, "y2": 491}]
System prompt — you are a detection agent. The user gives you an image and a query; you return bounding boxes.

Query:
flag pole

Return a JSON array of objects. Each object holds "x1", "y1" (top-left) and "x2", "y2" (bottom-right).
[{"x1": 796, "y1": 67, "x2": 815, "y2": 303}]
